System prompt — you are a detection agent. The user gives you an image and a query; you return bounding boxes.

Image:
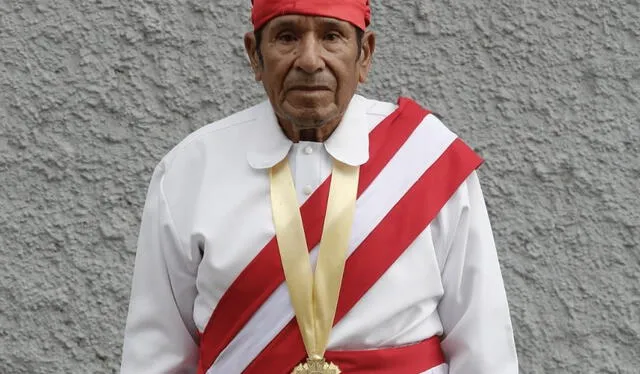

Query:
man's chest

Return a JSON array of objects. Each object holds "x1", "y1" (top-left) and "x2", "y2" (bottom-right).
[{"x1": 181, "y1": 143, "x2": 447, "y2": 331}]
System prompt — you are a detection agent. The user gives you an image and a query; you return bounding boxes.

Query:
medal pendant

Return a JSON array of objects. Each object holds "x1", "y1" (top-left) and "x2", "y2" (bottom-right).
[{"x1": 291, "y1": 357, "x2": 341, "y2": 374}]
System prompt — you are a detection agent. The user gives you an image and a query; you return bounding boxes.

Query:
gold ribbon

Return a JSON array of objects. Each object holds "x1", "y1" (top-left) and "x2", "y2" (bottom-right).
[{"x1": 269, "y1": 157, "x2": 359, "y2": 372}]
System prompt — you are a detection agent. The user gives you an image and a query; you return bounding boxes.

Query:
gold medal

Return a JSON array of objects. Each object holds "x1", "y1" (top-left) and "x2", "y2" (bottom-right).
[
  {"x1": 292, "y1": 357, "x2": 341, "y2": 374},
  {"x1": 269, "y1": 159, "x2": 358, "y2": 374}
]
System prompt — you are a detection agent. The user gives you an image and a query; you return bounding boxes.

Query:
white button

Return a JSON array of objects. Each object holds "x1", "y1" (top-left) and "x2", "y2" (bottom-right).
[
  {"x1": 302, "y1": 185, "x2": 313, "y2": 195},
  {"x1": 303, "y1": 146, "x2": 313, "y2": 155}
]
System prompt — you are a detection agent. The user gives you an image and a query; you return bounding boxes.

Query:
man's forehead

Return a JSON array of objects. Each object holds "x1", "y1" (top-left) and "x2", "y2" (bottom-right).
[{"x1": 265, "y1": 14, "x2": 353, "y2": 30}]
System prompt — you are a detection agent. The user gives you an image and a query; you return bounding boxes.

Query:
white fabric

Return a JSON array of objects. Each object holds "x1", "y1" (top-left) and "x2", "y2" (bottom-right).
[
  {"x1": 120, "y1": 94, "x2": 519, "y2": 374},
  {"x1": 423, "y1": 364, "x2": 449, "y2": 374}
]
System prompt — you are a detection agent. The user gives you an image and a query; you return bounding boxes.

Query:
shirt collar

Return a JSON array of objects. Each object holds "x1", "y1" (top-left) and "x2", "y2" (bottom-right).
[{"x1": 247, "y1": 94, "x2": 370, "y2": 169}]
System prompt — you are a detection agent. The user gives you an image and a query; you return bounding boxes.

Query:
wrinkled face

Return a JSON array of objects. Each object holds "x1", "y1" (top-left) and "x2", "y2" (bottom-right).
[{"x1": 245, "y1": 15, "x2": 374, "y2": 130}]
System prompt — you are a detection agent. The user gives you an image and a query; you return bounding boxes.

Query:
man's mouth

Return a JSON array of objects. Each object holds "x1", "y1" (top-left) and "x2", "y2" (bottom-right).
[{"x1": 289, "y1": 86, "x2": 331, "y2": 92}]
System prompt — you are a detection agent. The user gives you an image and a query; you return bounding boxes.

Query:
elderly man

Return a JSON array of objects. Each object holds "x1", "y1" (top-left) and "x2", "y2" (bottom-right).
[{"x1": 120, "y1": 0, "x2": 518, "y2": 373}]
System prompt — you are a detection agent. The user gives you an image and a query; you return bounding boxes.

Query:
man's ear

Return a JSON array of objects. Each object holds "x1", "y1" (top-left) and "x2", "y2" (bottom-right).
[
  {"x1": 358, "y1": 30, "x2": 375, "y2": 84},
  {"x1": 244, "y1": 32, "x2": 263, "y2": 81}
]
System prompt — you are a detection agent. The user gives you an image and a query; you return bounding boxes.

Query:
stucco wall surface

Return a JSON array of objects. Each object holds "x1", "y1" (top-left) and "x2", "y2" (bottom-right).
[{"x1": 0, "y1": 0, "x2": 638, "y2": 373}]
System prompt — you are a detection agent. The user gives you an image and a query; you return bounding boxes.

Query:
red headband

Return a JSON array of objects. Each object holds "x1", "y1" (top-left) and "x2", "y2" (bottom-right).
[{"x1": 251, "y1": 0, "x2": 371, "y2": 31}]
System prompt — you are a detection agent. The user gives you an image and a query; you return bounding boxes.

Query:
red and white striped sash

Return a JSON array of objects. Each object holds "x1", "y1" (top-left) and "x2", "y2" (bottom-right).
[{"x1": 197, "y1": 98, "x2": 482, "y2": 373}]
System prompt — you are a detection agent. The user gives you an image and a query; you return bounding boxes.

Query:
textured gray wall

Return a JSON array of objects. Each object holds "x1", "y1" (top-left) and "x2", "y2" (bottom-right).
[{"x1": 1, "y1": 0, "x2": 638, "y2": 373}]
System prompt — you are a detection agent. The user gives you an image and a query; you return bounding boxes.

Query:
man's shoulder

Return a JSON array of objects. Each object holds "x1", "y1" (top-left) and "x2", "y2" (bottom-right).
[
  {"x1": 359, "y1": 95, "x2": 398, "y2": 118},
  {"x1": 360, "y1": 95, "x2": 459, "y2": 137},
  {"x1": 159, "y1": 100, "x2": 269, "y2": 167}
]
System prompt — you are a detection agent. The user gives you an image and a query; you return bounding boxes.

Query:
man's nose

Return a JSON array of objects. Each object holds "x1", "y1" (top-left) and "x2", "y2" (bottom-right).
[{"x1": 294, "y1": 36, "x2": 325, "y2": 73}]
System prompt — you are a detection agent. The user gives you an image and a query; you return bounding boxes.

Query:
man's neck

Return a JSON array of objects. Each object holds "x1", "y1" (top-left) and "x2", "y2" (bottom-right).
[{"x1": 279, "y1": 119, "x2": 341, "y2": 143}]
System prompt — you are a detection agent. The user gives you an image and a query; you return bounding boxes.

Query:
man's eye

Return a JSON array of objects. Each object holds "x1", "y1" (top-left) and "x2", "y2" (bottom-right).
[
  {"x1": 277, "y1": 33, "x2": 296, "y2": 43},
  {"x1": 325, "y1": 32, "x2": 341, "y2": 41}
]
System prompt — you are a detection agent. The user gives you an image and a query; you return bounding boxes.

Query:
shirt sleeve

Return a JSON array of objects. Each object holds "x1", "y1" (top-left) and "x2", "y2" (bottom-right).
[
  {"x1": 435, "y1": 171, "x2": 519, "y2": 373},
  {"x1": 120, "y1": 161, "x2": 200, "y2": 373}
]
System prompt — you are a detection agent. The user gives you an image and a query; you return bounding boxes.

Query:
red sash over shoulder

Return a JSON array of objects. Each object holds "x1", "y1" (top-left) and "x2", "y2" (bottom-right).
[{"x1": 197, "y1": 98, "x2": 483, "y2": 373}]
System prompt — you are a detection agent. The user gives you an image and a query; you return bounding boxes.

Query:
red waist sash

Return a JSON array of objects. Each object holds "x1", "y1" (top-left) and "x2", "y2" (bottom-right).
[{"x1": 256, "y1": 336, "x2": 445, "y2": 374}]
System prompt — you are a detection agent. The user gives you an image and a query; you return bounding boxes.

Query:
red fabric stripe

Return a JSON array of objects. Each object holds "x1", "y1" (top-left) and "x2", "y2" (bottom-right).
[
  {"x1": 244, "y1": 336, "x2": 445, "y2": 374},
  {"x1": 323, "y1": 336, "x2": 445, "y2": 374},
  {"x1": 240, "y1": 336, "x2": 444, "y2": 374},
  {"x1": 196, "y1": 98, "x2": 428, "y2": 373},
  {"x1": 243, "y1": 138, "x2": 483, "y2": 374}
]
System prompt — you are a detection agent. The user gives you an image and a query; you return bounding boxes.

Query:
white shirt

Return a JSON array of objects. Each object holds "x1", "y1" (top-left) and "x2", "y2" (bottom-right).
[{"x1": 120, "y1": 94, "x2": 519, "y2": 373}]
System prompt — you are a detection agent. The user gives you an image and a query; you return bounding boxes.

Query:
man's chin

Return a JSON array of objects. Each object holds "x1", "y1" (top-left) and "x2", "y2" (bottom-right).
[
  {"x1": 282, "y1": 105, "x2": 338, "y2": 129},
  {"x1": 288, "y1": 116, "x2": 328, "y2": 130}
]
